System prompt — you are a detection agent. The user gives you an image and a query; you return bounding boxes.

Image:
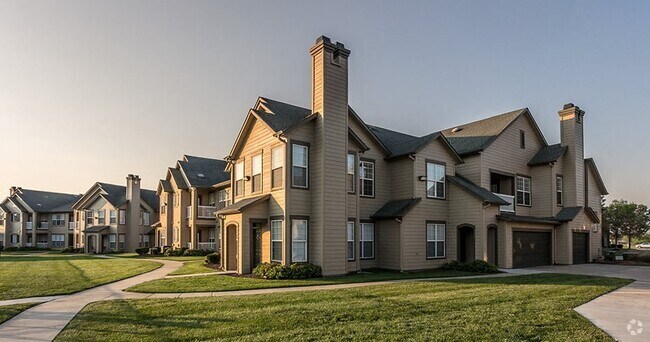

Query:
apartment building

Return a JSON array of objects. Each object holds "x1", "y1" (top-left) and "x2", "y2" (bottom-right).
[
  {"x1": 154, "y1": 155, "x2": 230, "y2": 250},
  {"x1": 215, "y1": 36, "x2": 608, "y2": 276},
  {"x1": 71, "y1": 175, "x2": 159, "y2": 253},
  {"x1": 0, "y1": 187, "x2": 80, "y2": 249}
]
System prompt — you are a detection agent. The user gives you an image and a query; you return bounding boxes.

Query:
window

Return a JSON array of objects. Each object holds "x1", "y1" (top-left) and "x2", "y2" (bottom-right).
[
  {"x1": 139, "y1": 234, "x2": 150, "y2": 248},
  {"x1": 292, "y1": 144, "x2": 308, "y2": 188},
  {"x1": 85, "y1": 210, "x2": 93, "y2": 225},
  {"x1": 160, "y1": 236, "x2": 166, "y2": 247},
  {"x1": 52, "y1": 214, "x2": 65, "y2": 226},
  {"x1": 272, "y1": 147, "x2": 284, "y2": 188},
  {"x1": 12, "y1": 213, "x2": 20, "y2": 222},
  {"x1": 218, "y1": 189, "x2": 230, "y2": 210},
  {"x1": 119, "y1": 209, "x2": 126, "y2": 225},
  {"x1": 209, "y1": 229, "x2": 215, "y2": 243},
  {"x1": 173, "y1": 226, "x2": 179, "y2": 243},
  {"x1": 426, "y1": 162, "x2": 446, "y2": 199},
  {"x1": 252, "y1": 154, "x2": 262, "y2": 193},
  {"x1": 11, "y1": 234, "x2": 19, "y2": 244},
  {"x1": 347, "y1": 153, "x2": 356, "y2": 193},
  {"x1": 161, "y1": 204, "x2": 166, "y2": 215},
  {"x1": 97, "y1": 210, "x2": 105, "y2": 224},
  {"x1": 347, "y1": 221, "x2": 355, "y2": 260},
  {"x1": 360, "y1": 160, "x2": 375, "y2": 197},
  {"x1": 235, "y1": 161, "x2": 244, "y2": 197},
  {"x1": 208, "y1": 193, "x2": 216, "y2": 207},
  {"x1": 0, "y1": 213, "x2": 4, "y2": 225},
  {"x1": 271, "y1": 220, "x2": 283, "y2": 262},
  {"x1": 520, "y1": 130, "x2": 526, "y2": 149},
  {"x1": 291, "y1": 219, "x2": 307, "y2": 262},
  {"x1": 109, "y1": 234, "x2": 116, "y2": 249},
  {"x1": 516, "y1": 176, "x2": 531, "y2": 206},
  {"x1": 143, "y1": 212, "x2": 150, "y2": 226},
  {"x1": 118, "y1": 234, "x2": 125, "y2": 250},
  {"x1": 139, "y1": 210, "x2": 143, "y2": 226},
  {"x1": 426, "y1": 223, "x2": 446, "y2": 258},
  {"x1": 109, "y1": 210, "x2": 117, "y2": 224},
  {"x1": 51, "y1": 234, "x2": 65, "y2": 248},
  {"x1": 360, "y1": 223, "x2": 374, "y2": 259},
  {"x1": 556, "y1": 176, "x2": 563, "y2": 206}
]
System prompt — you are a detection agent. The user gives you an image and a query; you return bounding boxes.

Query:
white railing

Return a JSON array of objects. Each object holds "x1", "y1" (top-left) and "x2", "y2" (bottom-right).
[
  {"x1": 36, "y1": 242, "x2": 48, "y2": 248},
  {"x1": 38, "y1": 222, "x2": 49, "y2": 229},
  {"x1": 25, "y1": 242, "x2": 33, "y2": 247},
  {"x1": 26, "y1": 222, "x2": 33, "y2": 230},
  {"x1": 495, "y1": 193, "x2": 515, "y2": 212},
  {"x1": 197, "y1": 206, "x2": 216, "y2": 219},
  {"x1": 197, "y1": 242, "x2": 217, "y2": 251},
  {"x1": 69, "y1": 222, "x2": 75, "y2": 230}
]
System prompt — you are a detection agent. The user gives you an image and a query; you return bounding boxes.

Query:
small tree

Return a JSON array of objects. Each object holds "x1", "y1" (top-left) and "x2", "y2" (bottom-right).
[{"x1": 603, "y1": 200, "x2": 650, "y2": 249}]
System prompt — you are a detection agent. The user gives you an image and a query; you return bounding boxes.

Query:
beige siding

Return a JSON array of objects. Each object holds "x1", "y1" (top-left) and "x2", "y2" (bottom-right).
[
  {"x1": 530, "y1": 165, "x2": 553, "y2": 217},
  {"x1": 376, "y1": 220, "x2": 401, "y2": 270},
  {"x1": 456, "y1": 154, "x2": 481, "y2": 184},
  {"x1": 389, "y1": 158, "x2": 414, "y2": 200}
]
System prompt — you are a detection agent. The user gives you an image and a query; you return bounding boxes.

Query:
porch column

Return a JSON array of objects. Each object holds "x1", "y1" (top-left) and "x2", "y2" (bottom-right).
[
  {"x1": 189, "y1": 188, "x2": 198, "y2": 249},
  {"x1": 31, "y1": 213, "x2": 37, "y2": 247}
]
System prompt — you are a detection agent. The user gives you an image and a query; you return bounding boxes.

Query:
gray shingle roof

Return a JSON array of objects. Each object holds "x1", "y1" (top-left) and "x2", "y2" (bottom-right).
[
  {"x1": 7, "y1": 197, "x2": 28, "y2": 212},
  {"x1": 96, "y1": 183, "x2": 159, "y2": 210},
  {"x1": 555, "y1": 207, "x2": 583, "y2": 222},
  {"x1": 367, "y1": 126, "x2": 443, "y2": 159},
  {"x1": 179, "y1": 156, "x2": 230, "y2": 189},
  {"x1": 159, "y1": 179, "x2": 173, "y2": 193},
  {"x1": 442, "y1": 108, "x2": 527, "y2": 155},
  {"x1": 0, "y1": 201, "x2": 9, "y2": 213},
  {"x1": 371, "y1": 198, "x2": 421, "y2": 220},
  {"x1": 83, "y1": 225, "x2": 109, "y2": 233},
  {"x1": 496, "y1": 214, "x2": 560, "y2": 225},
  {"x1": 255, "y1": 97, "x2": 312, "y2": 132},
  {"x1": 447, "y1": 175, "x2": 509, "y2": 205},
  {"x1": 215, "y1": 194, "x2": 271, "y2": 215},
  {"x1": 528, "y1": 144, "x2": 568, "y2": 166},
  {"x1": 169, "y1": 168, "x2": 189, "y2": 190},
  {"x1": 13, "y1": 189, "x2": 81, "y2": 213}
]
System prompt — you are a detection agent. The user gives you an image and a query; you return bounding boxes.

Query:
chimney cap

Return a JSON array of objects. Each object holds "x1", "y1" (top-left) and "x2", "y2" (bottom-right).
[{"x1": 563, "y1": 103, "x2": 575, "y2": 110}]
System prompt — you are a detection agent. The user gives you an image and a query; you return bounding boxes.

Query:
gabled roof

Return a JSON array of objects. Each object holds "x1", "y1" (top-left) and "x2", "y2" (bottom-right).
[
  {"x1": 254, "y1": 97, "x2": 313, "y2": 133},
  {"x1": 8, "y1": 197, "x2": 29, "y2": 212},
  {"x1": 367, "y1": 126, "x2": 462, "y2": 162},
  {"x1": 496, "y1": 213, "x2": 560, "y2": 225},
  {"x1": 585, "y1": 158, "x2": 608, "y2": 195},
  {"x1": 11, "y1": 189, "x2": 81, "y2": 213},
  {"x1": 442, "y1": 108, "x2": 547, "y2": 156},
  {"x1": 0, "y1": 200, "x2": 11, "y2": 213},
  {"x1": 528, "y1": 144, "x2": 568, "y2": 166},
  {"x1": 555, "y1": 207, "x2": 583, "y2": 222},
  {"x1": 371, "y1": 198, "x2": 421, "y2": 220},
  {"x1": 83, "y1": 225, "x2": 109, "y2": 233},
  {"x1": 158, "y1": 179, "x2": 173, "y2": 194},
  {"x1": 585, "y1": 207, "x2": 601, "y2": 224},
  {"x1": 216, "y1": 194, "x2": 271, "y2": 215},
  {"x1": 178, "y1": 155, "x2": 230, "y2": 189},
  {"x1": 447, "y1": 175, "x2": 509, "y2": 205},
  {"x1": 76, "y1": 182, "x2": 159, "y2": 210},
  {"x1": 168, "y1": 167, "x2": 189, "y2": 190}
]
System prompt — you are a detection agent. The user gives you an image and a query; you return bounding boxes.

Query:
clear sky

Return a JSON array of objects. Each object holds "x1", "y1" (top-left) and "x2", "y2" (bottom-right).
[{"x1": 1, "y1": 0, "x2": 648, "y2": 203}]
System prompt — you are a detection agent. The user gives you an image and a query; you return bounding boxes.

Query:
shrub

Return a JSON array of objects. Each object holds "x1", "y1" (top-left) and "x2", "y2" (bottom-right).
[
  {"x1": 135, "y1": 247, "x2": 149, "y2": 256},
  {"x1": 61, "y1": 247, "x2": 83, "y2": 254},
  {"x1": 440, "y1": 260, "x2": 499, "y2": 274},
  {"x1": 3, "y1": 247, "x2": 18, "y2": 252},
  {"x1": 252, "y1": 262, "x2": 322, "y2": 280},
  {"x1": 183, "y1": 249, "x2": 212, "y2": 256},
  {"x1": 164, "y1": 247, "x2": 187, "y2": 257},
  {"x1": 149, "y1": 247, "x2": 160, "y2": 255},
  {"x1": 205, "y1": 252, "x2": 220, "y2": 265}
]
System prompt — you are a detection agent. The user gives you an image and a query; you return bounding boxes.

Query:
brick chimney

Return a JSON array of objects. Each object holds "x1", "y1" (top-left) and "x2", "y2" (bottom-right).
[
  {"x1": 126, "y1": 174, "x2": 141, "y2": 252},
  {"x1": 308, "y1": 36, "x2": 350, "y2": 275},
  {"x1": 558, "y1": 103, "x2": 585, "y2": 207}
]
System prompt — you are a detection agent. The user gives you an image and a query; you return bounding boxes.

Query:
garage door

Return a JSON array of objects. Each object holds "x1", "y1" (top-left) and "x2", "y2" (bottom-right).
[
  {"x1": 513, "y1": 231, "x2": 552, "y2": 268},
  {"x1": 572, "y1": 232, "x2": 589, "y2": 264}
]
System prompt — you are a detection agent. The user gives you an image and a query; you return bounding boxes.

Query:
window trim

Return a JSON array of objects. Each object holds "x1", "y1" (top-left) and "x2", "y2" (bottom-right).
[
  {"x1": 520, "y1": 130, "x2": 526, "y2": 149},
  {"x1": 251, "y1": 152, "x2": 263, "y2": 194},
  {"x1": 425, "y1": 160, "x2": 446, "y2": 200},
  {"x1": 97, "y1": 209, "x2": 106, "y2": 225},
  {"x1": 85, "y1": 210, "x2": 93, "y2": 225},
  {"x1": 359, "y1": 158, "x2": 375, "y2": 198},
  {"x1": 271, "y1": 146, "x2": 284, "y2": 190},
  {"x1": 347, "y1": 220, "x2": 355, "y2": 261},
  {"x1": 290, "y1": 216, "x2": 309, "y2": 263},
  {"x1": 109, "y1": 233, "x2": 117, "y2": 250},
  {"x1": 360, "y1": 221, "x2": 375, "y2": 260},
  {"x1": 119, "y1": 209, "x2": 126, "y2": 225},
  {"x1": 516, "y1": 175, "x2": 532, "y2": 207},
  {"x1": 556, "y1": 175, "x2": 564, "y2": 207},
  {"x1": 109, "y1": 210, "x2": 117, "y2": 224},
  {"x1": 270, "y1": 219, "x2": 283, "y2": 263},
  {"x1": 347, "y1": 151, "x2": 356, "y2": 194},
  {"x1": 426, "y1": 221, "x2": 446, "y2": 259},
  {"x1": 290, "y1": 141, "x2": 310, "y2": 189},
  {"x1": 234, "y1": 160, "x2": 245, "y2": 197},
  {"x1": 118, "y1": 233, "x2": 126, "y2": 250}
]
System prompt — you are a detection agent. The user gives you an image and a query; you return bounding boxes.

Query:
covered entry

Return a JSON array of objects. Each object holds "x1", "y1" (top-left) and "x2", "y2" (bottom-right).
[
  {"x1": 457, "y1": 225, "x2": 475, "y2": 263},
  {"x1": 572, "y1": 232, "x2": 590, "y2": 264},
  {"x1": 513, "y1": 230, "x2": 552, "y2": 268}
]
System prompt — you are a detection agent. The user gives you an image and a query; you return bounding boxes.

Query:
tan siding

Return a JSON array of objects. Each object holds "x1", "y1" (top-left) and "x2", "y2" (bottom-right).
[
  {"x1": 456, "y1": 154, "x2": 482, "y2": 184},
  {"x1": 376, "y1": 220, "x2": 400, "y2": 270},
  {"x1": 530, "y1": 165, "x2": 553, "y2": 217},
  {"x1": 389, "y1": 158, "x2": 414, "y2": 200}
]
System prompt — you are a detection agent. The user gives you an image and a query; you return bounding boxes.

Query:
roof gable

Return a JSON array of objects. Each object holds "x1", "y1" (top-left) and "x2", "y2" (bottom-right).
[
  {"x1": 14, "y1": 189, "x2": 80, "y2": 213},
  {"x1": 585, "y1": 158, "x2": 608, "y2": 195},
  {"x1": 178, "y1": 155, "x2": 230, "y2": 188},
  {"x1": 528, "y1": 144, "x2": 568, "y2": 166},
  {"x1": 367, "y1": 125, "x2": 462, "y2": 163}
]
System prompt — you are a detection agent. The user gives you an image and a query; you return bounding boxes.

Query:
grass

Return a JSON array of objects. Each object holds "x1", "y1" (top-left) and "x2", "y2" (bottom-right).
[
  {"x1": 128, "y1": 269, "x2": 478, "y2": 293},
  {"x1": 0, "y1": 254, "x2": 161, "y2": 300},
  {"x1": 0, "y1": 304, "x2": 36, "y2": 324},
  {"x1": 168, "y1": 260, "x2": 218, "y2": 276},
  {"x1": 56, "y1": 274, "x2": 630, "y2": 341}
]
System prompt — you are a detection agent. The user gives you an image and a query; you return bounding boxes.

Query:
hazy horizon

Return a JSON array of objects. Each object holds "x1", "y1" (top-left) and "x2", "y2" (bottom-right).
[{"x1": 1, "y1": 0, "x2": 649, "y2": 203}]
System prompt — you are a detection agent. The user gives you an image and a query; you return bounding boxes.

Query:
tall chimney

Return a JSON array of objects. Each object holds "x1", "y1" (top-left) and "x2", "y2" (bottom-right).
[
  {"x1": 308, "y1": 36, "x2": 350, "y2": 275},
  {"x1": 558, "y1": 103, "x2": 585, "y2": 207},
  {"x1": 126, "y1": 174, "x2": 141, "y2": 252}
]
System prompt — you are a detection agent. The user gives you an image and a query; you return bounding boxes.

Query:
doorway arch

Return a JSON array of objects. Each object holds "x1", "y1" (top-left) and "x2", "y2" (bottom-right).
[
  {"x1": 457, "y1": 224, "x2": 475, "y2": 263},
  {"x1": 225, "y1": 223, "x2": 239, "y2": 272}
]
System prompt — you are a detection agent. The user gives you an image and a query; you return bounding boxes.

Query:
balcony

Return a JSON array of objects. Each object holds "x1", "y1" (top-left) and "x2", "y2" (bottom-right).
[
  {"x1": 197, "y1": 206, "x2": 216, "y2": 219},
  {"x1": 38, "y1": 222, "x2": 49, "y2": 229},
  {"x1": 197, "y1": 242, "x2": 217, "y2": 251},
  {"x1": 494, "y1": 193, "x2": 515, "y2": 213},
  {"x1": 26, "y1": 222, "x2": 33, "y2": 230}
]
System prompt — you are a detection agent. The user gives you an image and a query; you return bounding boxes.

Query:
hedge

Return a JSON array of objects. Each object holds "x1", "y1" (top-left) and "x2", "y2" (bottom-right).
[{"x1": 252, "y1": 262, "x2": 322, "y2": 279}]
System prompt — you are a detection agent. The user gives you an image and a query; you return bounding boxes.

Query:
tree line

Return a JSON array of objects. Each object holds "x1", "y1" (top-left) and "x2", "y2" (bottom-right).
[{"x1": 603, "y1": 199, "x2": 650, "y2": 249}]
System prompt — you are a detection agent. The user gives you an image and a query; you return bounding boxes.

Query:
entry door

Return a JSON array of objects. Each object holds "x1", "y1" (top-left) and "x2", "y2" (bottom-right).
[
  {"x1": 458, "y1": 227, "x2": 475, "y2": 263},
  {"x1": 572, "y1": 232, "x2": 589, "y2": 264},
  {"x1": 226, "y1": 226, "x2": 238, "y2": 271},
  {"x1": 487, "y1": 227, "x2": 498, "y2": 265},
  {"x1": 253, "y1": 225, "x2": 262, "y2": 266}
]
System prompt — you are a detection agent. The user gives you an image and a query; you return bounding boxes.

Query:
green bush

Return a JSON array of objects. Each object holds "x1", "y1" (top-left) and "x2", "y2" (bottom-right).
[
  {"x1": 135, "y1": 248, "x2": 149, "y2": 256},
  {"x1": 61, "y1": 247, "x2": 84, "y2": 254},
  {"x1": 252, "y1": 262, "x2": 322, "y2": 280},
  {"x1": 183, "y1": 249, "x2": 212, "y2": 256},
  {"x1": 149, "y1": 247, "x2": 160, "y2": 255},
  {"x1": 440, "y1": 260, "x2": 499, "y2": 274},
  {"x1": 205, "y1": 252, "x2": 220, "y2": 265},
  {"x1": 164, "y1": 247, "x2": 187, "y2": 257},
  {"x1": 3, "y1": 247, "x2": 18, "y2": 252}
]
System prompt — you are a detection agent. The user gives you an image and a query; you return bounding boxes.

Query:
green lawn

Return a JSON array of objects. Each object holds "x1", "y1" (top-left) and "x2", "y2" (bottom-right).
[
  {"x1": 168, "y1": 260, "x2": 218, "y2": 276},
  {"x1": 128, "y1": 269, "x2": 479, "y2": 293},
  {"x1": 0, "y1": 254, "x2": 161, "y2": 300},
  {"x1": 57, "y1": 274, "x2": 630, "y2": 341},
  {"x1": 0, "y1": 304, "x2": 36, "y2": 324}
]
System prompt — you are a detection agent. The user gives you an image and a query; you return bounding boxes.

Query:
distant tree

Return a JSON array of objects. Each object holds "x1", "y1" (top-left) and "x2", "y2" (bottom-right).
[{"x1": 603, "y1": 200, "x2": 650, "y2": 249}]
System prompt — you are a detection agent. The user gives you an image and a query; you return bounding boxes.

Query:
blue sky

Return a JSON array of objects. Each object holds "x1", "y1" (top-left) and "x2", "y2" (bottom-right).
[{"x1": 0, "y1": 0, "x2": 648, "y2": 203}]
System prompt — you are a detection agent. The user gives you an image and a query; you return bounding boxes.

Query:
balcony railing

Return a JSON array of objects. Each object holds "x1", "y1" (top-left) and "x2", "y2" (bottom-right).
[
  {"x1": 38, "y1": 222, "x2": 49, "y2": 229},
  {"x1": 197, "y1": 206, "x2": 216, "y2": 219},
  {"x1": 69, "y1": 222, "x2": 75, "y2": 230},
  {"x1": 197, "y1": 242, "x2": 217, "y2": 251},
  {"x1": 36, "y1": 242, "x2": 48, "y2": 248},
  {"x1": 26, "y1": 222, "x2": 33, "y2": 230},
  {"x1": 494, "y1": 193, "x2": 515, "y2": 212}
]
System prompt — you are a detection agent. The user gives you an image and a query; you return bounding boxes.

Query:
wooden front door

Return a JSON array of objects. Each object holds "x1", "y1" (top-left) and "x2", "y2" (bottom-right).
[
  {"x1": 253, "y1": 227, "x2": 262, "y2": 267},
  {"x1": 226, "y1": 225, "x2": 238, "y2": 271}
]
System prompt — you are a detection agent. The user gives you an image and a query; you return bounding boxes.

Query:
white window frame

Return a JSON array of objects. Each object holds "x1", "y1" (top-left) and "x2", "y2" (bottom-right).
[
  {"x1": 119, "y1": 209, "x2": 126, "y2": 225},
  {"x1": 109, "y1": 210, "x2": 117, "y2": 224},
  {"x1": 271, "y1": 146, "x2": 284, "y2": 189},
  {"x1": 51, "y1": 234, "x2": 65, "y2": 248},
  {"x1": 85, "y1": 210, "x2": 93, "y2": 225},
  {"x1": 426, "y1": 223, "x2": 446, "y2": 259},
  {"x1": 251, "y1": 154, "x2": 263, "y2": 193},
  {"x1": 556, "y1": 176, "x2": 563, "y2": 207},
  {"x1": 97, "y1": 210, "x2": 105, "y2": 224},
  {"x1": 359, "y1": 160, "x2": 375, "y2": 197},
  {"x1": 516, "y1": 176, "x2": 532, "y2": 206},
  {"x1": 109, "y1": 234, "x2": 116, "y2": 250},
  {"x1": 235, "y1": 161, "x2": 245, "y2": 197},
  {"x1": 52, "y1": 214, "x2": 65, "y2": 226},
  {"x1": 208, "y1": 193, "x2": 216, "y2": 207},
  {"x1": 291, "y1": 144, "x2": 309, "y2": 188},
  {"x1": 347, "y1": 221, "x2": 355, "y2": 261},
  {"x1": 360, "y1": 223, "x2": 374, "y2": 259},
  {"x1": 118, "y1": 234, "x2": 125, "y2": 250},
  {"x1": 426, "y1": 162, "x2": 446, "y2": 199},
  {"x1": 218, "y1": 189, "x2": 230, "y2": 210},
  {"x1": 271, "y1": 220, "x2": 283, "y2": 262},
  {"x1": 291, "y1": 219, "x2": 308, "y2": 262},
  {"x1": 11, "y1": 234, "x2": 19, "y2": 244},
  {"x1": 143, "y1": 212, "x2": 150, "y2": 226},
  {"x1": 347, "y1": 153, "x2": 356, "y2": 193}
]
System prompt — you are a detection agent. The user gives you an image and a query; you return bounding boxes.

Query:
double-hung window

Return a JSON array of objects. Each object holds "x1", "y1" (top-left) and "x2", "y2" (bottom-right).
[
  {"x1": 272, "y1": 147, "x2": 284, "y2": 188},
  {"x1": 252, "y1": 154, "x2": 262, "y2": 193},
  {"x1": 109, "y1": 210, "x2": 117, "y2": 224},
  {"x1": 235, "y1": 161, "x2": 244, "y2": 197},
  {"x1": 292, "y1": 144, "x2": 308, "y2": 188},
  {"x1": 97, "y1": 210, "x2": 105, "y2": 225},
  {"x1": 109, "y1": 234, "x2": 116, "y2": 249},
  {"x1": 118, "y1": 234, "x2": 125, "y2": 250},
  {"x1": 359, "y1": 160, "x2": 375, "y2": 197},
  {"x1": 218, "y1": 189, "x2": 230, "y2": 210},
  {"x1": 208, "y1": 193, "x2": 216, "y2": 207},
  {"x1": 12, "y1": 213, "x2": 20, "y2": 222},
  {"x1": 11, "y1": 234, "x2": 19, "y2": 244},
  {"x1": 119, "y1": 209, "x2": 126, "y2": 225},
  {"x1": 85, "y1": 210, "x2": 93, "y2": 225},
  {"x1": 426, "y1": 223, "x2": 446, "y2": 259},
  {"x1": 143, "y1": 212, "x2": 150, "y2": 226},
  {"x1": 291, "y1": 219, "x2": 307, "y2": 262},
  {"x1": 347, "y1": 153, "x2": 356, "y2": 193},
  {"x1": 271, "y1": 220, "x2": 283, "y2": 262},
  {"x1": 52, "y1": 214, "x2": 65, "y2": 226},
  {"x1": 347, "y1": 221, "x2": 355, "y2": 260},
  {"x1": 556, "y1": 176, "x2": 563, "y2": 206},
  {"x1": 516, "y1": 176, "x2": 531, "y2": 206},
  {"x1": 51, "y1": 234, "x2": 65, "y2": 248},
  {"x1": 426, "y1": 162, "x2": 446, "y2": 199},
  {"x1": 360, "y1": 223, "x2": 374, "y2": 259}
]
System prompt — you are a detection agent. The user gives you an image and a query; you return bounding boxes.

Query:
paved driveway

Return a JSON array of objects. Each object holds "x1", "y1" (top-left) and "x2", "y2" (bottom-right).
[{"x1": 529, "y1": 264, "x2": 650, "y2": 342}]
